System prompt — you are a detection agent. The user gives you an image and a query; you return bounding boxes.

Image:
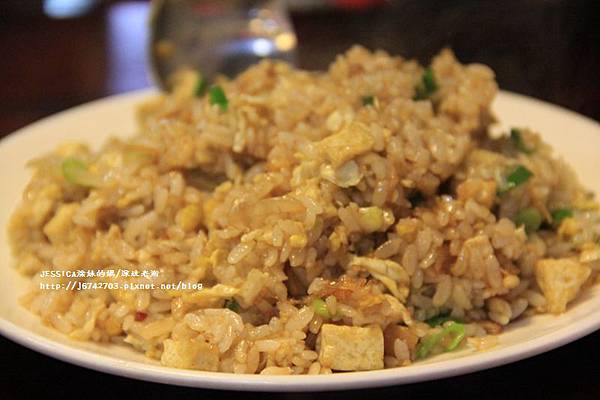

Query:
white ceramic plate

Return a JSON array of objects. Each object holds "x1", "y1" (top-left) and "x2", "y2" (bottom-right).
[{"x1": 0, "y1": 90, "x2": 599, "y2": 392}]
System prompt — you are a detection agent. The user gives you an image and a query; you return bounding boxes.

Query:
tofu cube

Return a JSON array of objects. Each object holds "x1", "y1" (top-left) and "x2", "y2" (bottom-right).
[
  {"x1": 317, "y1": 324, "x2": 384, "y2": 371},
  {"x1": 160, "y1": 339, "x2": 220, "y2": 371},
  {"x1": 535, "y1": 258, "x2": 591, "y2": 314}
]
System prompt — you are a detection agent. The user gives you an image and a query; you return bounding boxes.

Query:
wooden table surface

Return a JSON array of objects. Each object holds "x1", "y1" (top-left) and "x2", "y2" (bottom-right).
[{"x1": 0, "y1": 1, "x2": 598, "y2": 398}]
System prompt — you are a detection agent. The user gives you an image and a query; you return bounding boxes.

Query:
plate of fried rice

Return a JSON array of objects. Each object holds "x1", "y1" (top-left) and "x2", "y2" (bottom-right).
[{"x1": 0, "y1": 47, "x2": 599, "y2": 391}]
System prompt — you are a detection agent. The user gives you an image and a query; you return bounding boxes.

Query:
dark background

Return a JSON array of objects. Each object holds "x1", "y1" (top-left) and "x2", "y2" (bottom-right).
[{"x1": 0, "y1": 0, "x2": 598, "y2": 398}]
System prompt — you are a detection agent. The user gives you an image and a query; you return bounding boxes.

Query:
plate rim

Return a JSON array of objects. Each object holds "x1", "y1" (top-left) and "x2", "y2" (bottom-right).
[{"x1": 1, "y1": 89, "x2": 599, "y2": 392}]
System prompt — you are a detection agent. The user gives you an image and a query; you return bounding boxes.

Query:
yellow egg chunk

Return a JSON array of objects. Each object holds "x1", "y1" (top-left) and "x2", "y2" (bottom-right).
[{"x1": 535, "y1": 258, "x2": 591, "y2": 314}]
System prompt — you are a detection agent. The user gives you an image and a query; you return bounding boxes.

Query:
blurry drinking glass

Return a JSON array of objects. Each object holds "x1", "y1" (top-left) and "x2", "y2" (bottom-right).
[{"x1": 150, "y1": 0, "x2": 297, "y2": 88}]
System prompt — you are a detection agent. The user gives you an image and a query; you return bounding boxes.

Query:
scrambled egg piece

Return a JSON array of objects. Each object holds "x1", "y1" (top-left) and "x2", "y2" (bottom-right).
[
  {"x1": 456, "y1": 178, "x2": 497, "y2": 208},
  {"x1": 557, "y1": 217, "x2": 580, "y2": 237},
  {"x1": 31, "y1": 184, "x2": 62, "y2": 227},
  {"x1": 43, "y1": 203, "x2": 79, "y2": 244},
  {"x1": 179, "y1": 284, "x2": 238, "y2": 307},
  {"x1": 317, "y1": 324, "x2": 384, "y2": 371},
  {"x1": 317, "y1": 122, "x2": 374, "y2": 167},
  {"x1": 176, "y1": 203, "x2": 203, "y2": 232},
  {"x1": 160, "y1": 339, "x2": 219, "y2": 371},
  {"x1": 535, "y1": 258, "x2": 591, "y2": 314}
]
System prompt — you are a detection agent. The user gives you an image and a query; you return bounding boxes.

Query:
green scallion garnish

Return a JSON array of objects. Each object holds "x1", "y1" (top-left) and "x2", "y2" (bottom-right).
[
  {"x1": 510, "y1": 128, "x2": 534, "y2": 154},
  {"x1": 515, "y1": 207, "x2": 542, "y2": 233},
  {"x1": 415, "y1": 321, "x2": 466, "y2": 359},
  {"x1": 224, "y1": 298, "x2": 240, "y2": 313},
  {"x1": 209, "y1": 85, "x2": 228, "y2": 111},
  {"x1": 362, "y1": 95, "x2": 375, "y2": 106},
  {"x1": 444, "y1": 321, "x2": 466, "y2": 351},
  {"x1": 498, "y1": 165, "x2": 533, "y2": 195},
  {"x1": 416, "y1": 330, "x2": 444, "y2": 359},
  {"x1": 425, "y1": 314, "x2": 462, "y2": 327},
  {"x1": 413, "y1": 68, "x2": 438, "y2": 101},
  {"x1": 508, "y1": 165, "x2": 533, "y2": 186},
  {"x1": 61, "y1": 158, "x2": 101, "y2": 187},
  {"x1": 311, "y1": 298, "x2": 330, "y2": 319},
  {"x1": 551, "y1": 208, "x2": 573, "y2": 227},
  {"x1": 194, "y1": 73, "x2": 208, "y2": 97}
]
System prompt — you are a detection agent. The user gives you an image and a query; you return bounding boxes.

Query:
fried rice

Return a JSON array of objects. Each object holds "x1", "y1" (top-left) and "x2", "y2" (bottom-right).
[{"x1": 8, "y1": 46, "x2": 600, "y2": 374}]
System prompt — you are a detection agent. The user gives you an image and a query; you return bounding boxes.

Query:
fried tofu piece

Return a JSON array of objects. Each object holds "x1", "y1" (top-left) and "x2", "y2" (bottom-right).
[
  {"x1": 317, "y1": 122, "x2": 374, "y2": 167},
  {"x1": 317, "y1": 324, "x2": 384, "y2": 371},
  {"x1": 160, "y1": 339, "x2": 220, "y2": 371},
  {"x1": 535, "y1": 258, "x2": 591, "y2": 314}
]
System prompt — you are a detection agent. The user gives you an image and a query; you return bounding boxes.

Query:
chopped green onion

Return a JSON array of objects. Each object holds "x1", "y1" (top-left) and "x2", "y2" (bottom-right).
[
  {"x1": 510, "y1": 128, "x2": 534, "y2": 154},
  {"x1": 444, "y1": 321, "x2": 466, "y2": 351},
  {"x1": 194, "y1": 73, "x2": 208, "y2": 97},
  {"x1": 61, "y1": 158, "x2": 101, "y2": 187},
  {"x1": 312, "y1": 298, "x2": 330, "y2": 319},
  {"x1": 62, "y1": 158, "x2": 87, "y2": 183},
  {"x1": 498, "y1": 165, "x2": 533, "y2": 195},
  {"x1": 362, "y1": 95, "x2": 375, "y2": 106},
  {"x1": 416, "y1": 330, "x2": 444, "y2": 359},
  {"x1": 409, "y1": 191, "x2": 425, "y2": 208},
  {"x1": 416, "y1": 321, "x2": 466, "y2": 359},
  {"x1": 425, "y1": 314, "x2": 462, "y2": 327},
  {"x1": 508, "y1": 165, "x2": 533, "y2": 187},
  {"x1": 551, "y1": 208, "x2": 573, "y2": 226},
  {"x1": 224, "y1": 298, "x2": 240, "y2": 313},
  {"x1": 413, "y1": 68, "x2": 438, "y2": 100},
  {"x1": 515, "y1": 207, "x2": 542, "y2": 233},
  {"x1": 209, "y1": 85, "x2": 228, "y2": 111}
]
